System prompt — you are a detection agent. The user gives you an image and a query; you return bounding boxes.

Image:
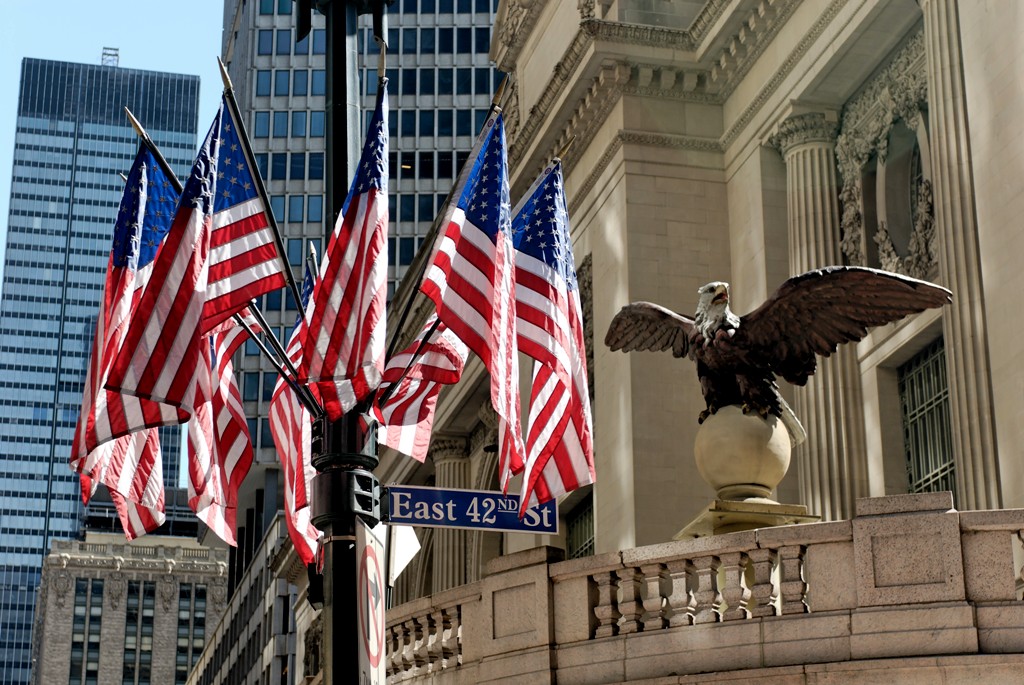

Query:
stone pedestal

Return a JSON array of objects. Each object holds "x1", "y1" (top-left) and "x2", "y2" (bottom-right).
[{"x1": 678, "y1": 406, "x2": 818, "y2": 538}]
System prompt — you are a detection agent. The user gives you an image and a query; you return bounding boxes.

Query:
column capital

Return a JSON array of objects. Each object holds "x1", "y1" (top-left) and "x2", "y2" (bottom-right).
[
  {"x1": 429, "y1": 437, "x2": 469, "y2": 465},
  {"x1": 770, "y1": 111, "x2": 839, "y2": 157}
]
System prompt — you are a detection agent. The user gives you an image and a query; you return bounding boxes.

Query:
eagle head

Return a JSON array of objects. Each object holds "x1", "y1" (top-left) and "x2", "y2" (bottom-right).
[{"x1": 695, "y1": 281, "x2": 740, "y2": 339}]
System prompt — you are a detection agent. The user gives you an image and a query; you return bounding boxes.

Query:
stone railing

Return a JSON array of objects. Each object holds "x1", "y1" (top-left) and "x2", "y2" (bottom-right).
[
  {"x1": 385, "y1": 493, "x2": 1024, "y2": 684},
  {"x1": 50, "y1": 539, "x2": 225, "y2": 564}
]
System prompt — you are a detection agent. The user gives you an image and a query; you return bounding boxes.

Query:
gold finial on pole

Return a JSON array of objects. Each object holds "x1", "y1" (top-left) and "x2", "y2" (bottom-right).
[
  {"x1": 124, "y1": 107, "x2": 147, "y2": 139},
  {"x1": 555, "y1": 135, "x2": 576, "y2": 162},
  {"x1": 492, "y1": 73, "x2": 509, "y2": 108},
  {"x1": 217, "y1": 56, "x2": 234, "y2": 93}
]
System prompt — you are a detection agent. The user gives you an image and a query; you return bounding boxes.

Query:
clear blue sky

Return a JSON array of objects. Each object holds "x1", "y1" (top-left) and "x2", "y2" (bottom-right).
[{"x1": 0, "y1": 0, "x2": 227, "y2": 266}]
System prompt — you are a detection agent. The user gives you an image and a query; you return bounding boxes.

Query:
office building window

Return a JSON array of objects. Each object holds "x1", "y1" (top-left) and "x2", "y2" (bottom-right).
[
  {"x1": 276, "y1": 29, "x2": 291, "y2": 55},
  {"x1": 311, "y1": 69, "x2": 326, "y2": 95},
  {"x1": 308, "y1": 152, "x2": 324, "y2": 180},
  {"x1": 243, "y1": 372, "x2": 259, "y2": 401},
  {"x1": 288, "y1": 195, "x2": 304, "y2": 222},
  {"x1": 312, "y1": 29, "x2": 327, "y2": 54},
  {"x1": 402, "y1": 0, "x2": 417, "y2": 14},
  {"x1": 257, "y1": 30, "x2": 273, "y2": 55},
  {"x1": 293, "y1": 69, "x2": 308, "y2": 96},
  {"x1": 254, "y1": 153, "x2": 269, "y2": 179},
  {"x1": 438, "y1": 68, "x2": 453, "y2": 95},
  {"x1": 440, "y1": 0, "x2": 454, "y2": 11},
  {"x1": 418, "y1": 151, "x2": 434, "y2": 179},
  {"x1": 401, "y1": 111, "x2": 415, "y2": 138},
  {"x1": 400, "y1": 195, "x2": 414, "y2": 222},
  {"x1": 400, "y1": 152, "x2": 415, "y2": 180},
  {"x1": 418, "y1": 194, "x2": 434, "y2": 222},
  {"x1": 475, "y1": 67, "x2": 490, "y2": 94},
  {"x1": 174, "y1": 584, "x2": 207, "y2": 685},
  {"x1": 262, "y1": 371, "x2": 277, "y2": 400},
  {"x1": 255, "y1": 70, "x2": 271, "y2": 96},
  {"x1": 270, "y1": 194, "x2": 285, "y2": 220},
  {"x1": 295, "y1": 33, "x2": 310, "y2": 55},
  {"x1": 566, "y1": 494, "x2": 595, "y2": 559},
  {"x1": 292, "y1": 111, "x2": 306, "y2": 137},
  {"x1": 456, "y1": 109, "x2": 472, "y2": 136},
  {"x1": 401, "y1": 68, "x2": 416, "y2": 96},
  {"x1": 273, "y1": 111, "x2": 288, "y2": 137},
  {"x1": 475, "y1": 27, "x2": 491, "y2": 53},
  {"x1": 308, "y1": 196, "x2": 323, "y2": 223},
  {"x1": 254, "y1": 111, "x2": 270, "y2": 138},
  {"x1": 438, "y1": 110, "x2": 453, "y2": 137},
  {"x1": 274, "y1": 70, "x2": 289, "y2": 96},
  {"x1": 290, "y1": 153, "x2": 305, "y2": 180},
  {"x1": 366, "y1": 69, "x2": 379, "y2": 96},
  {"x1": 421, "y1": 27, "x2": 436, "y2": 52},
  {"x1": 261, "y1": 419, "x2": 274, "y2": 449},
  {"x1": 419, "y1": 69, "x2": 435, "y2": 96},
  {"x1": 456, "y1": 67, "x2": 472, "y2": 94},
  {"x1": 278, "y1": 0, "x2": 292, "y2": 13},
  {"x1": 899, "y1": 338, "x2": 955, "y2": 501},
  {"x1": 260, "y1": 0, "x2": 274, "y2": 14},
  {"x1": 399, "y1": 237, "x2": 415, "y2": 265},
  {"x1": 438, "y1": 27, "x2": 453, "y2": 53},
  {"x1": 457, "y1": 27, "x2": 472, "y2": 53},
  {"x1": 70, "y1": 578, "x2": 103, "y2": 685},
  {"x1": 402, "y1": 27, "x2": 417, "y2": 54},
  {"x1": 310, "y1": 111, "x2": 325, "y2": 136},
  {"x1": 123, "y1": 581, "x2": 155, "y2": 685},
  {"x1": 458, "y1": 0, "x2": 471, "y2": 11},
  {"x1": 438, "y1": 150, "x2": 454, "y2": 178},
  {"x1": 419, "y1": 111, "x2": 434, "y2": 137},
  {"x1": 287, "y1": 238, "x2": 303, "y2": 266}
]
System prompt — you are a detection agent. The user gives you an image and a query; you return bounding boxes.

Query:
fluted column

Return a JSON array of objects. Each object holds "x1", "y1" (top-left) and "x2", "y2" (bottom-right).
[
  {"x1": 919, "y1": 0, "x2": 1000, "y2": 509},
  {"x1": 772, "y1": 112, "x2": 868, "y2": 520},
  {"x1": 430, "y1": 438, "x2": 471, "y2": 593}
]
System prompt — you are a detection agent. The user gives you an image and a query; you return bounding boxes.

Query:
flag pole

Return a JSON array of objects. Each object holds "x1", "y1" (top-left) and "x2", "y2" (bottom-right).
[
  {"x1": 246, "y1": 302, "x2": 324, "y2": 418},
  {"x1": 217, "y1": 58, "x2": 307, "y2": 320},
  {"x1": 383, "y1": 76, "x2": 508, "y2": 364},
  {"x1": 125, "y1": 107, "x2": 185, "y2": 195}
]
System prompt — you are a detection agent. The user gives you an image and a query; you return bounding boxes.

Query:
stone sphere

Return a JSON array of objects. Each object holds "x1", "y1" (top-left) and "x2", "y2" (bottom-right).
[{"x1": 693, "y1": 405, "x2": 792, "y2": 501}]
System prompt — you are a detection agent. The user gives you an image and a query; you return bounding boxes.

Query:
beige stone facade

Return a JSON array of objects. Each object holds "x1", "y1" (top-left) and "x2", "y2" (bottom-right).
[{"x1": 32, "y1": 533, "x2": 227, "y2": 685}]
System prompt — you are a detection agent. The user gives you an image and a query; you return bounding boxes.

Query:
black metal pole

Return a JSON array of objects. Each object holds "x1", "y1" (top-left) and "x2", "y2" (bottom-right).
[{"x1": 308, "y1": 2, "x2": 382, "y2": 684}]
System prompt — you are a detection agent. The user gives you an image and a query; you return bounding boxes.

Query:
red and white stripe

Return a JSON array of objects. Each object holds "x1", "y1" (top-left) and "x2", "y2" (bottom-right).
[
  {"x1": 372, "y1": 315, "x2": 468, "y2": 462},
  {"x1": 270, "y1": 314, "x2": 321, "y2": 564},
  {"x1": 187, "y1": 313, "x2": 257, "y2": 546},
  {"x1": 299, "y1": 187, "x2": 388, "y2": 420},
  {"x1": 204, "y1": 195, "x2": 287, "y2": 332},
  {"x1": 79, "y1": 429, "x2": 166, "y2": 539}
]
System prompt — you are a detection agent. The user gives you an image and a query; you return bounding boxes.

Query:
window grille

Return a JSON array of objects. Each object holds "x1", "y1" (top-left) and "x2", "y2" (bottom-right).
[
  {"x1": 565, "y1": 493, "x2": 594, "y2": 560},
  {"x1": 898, "y1": 338, "x2": 955, "y2": 502}
]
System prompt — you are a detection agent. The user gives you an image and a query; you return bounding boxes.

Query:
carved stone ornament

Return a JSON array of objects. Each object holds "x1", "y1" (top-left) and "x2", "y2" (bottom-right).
[
  {"x1": 304, "y1": 612, "x2": 323, "y2": 677},
  {"x1": 577, "y1": 253, "x2": 595, "y2": 401},
  {"x1": 873, "y1": 180, "x2": 937, "y2": 279},
  {"x1": 835, "y1": 29, "x2": 929, "y2": 269},
  {"x1": 158, "y1": 578, "x2": 177, "y2": 612},
  {"x1": 429, "y1": 437, "x2": 468, "y2": 464},
  {"x1": 209, "y1": 577, "x2": 227, "y2": 609},
  {"x1": 107, "y1": 572, "x2": 127, "y2": 610},
  {"x1": 52, "y1": 570, "x2": 72, "y2": 608},
  {"x1": 769, "y1": 112, "x2": 838, "y2": 156}
]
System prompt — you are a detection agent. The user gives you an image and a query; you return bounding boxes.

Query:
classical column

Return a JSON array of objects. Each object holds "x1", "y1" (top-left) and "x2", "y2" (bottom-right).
[
  {"x1": 771, "y1": 112, "x2": 868, "y2": 520},
  {"x1": 919, "y1": 0, "x2": 1000, "y2": 510},
  {"x1": 430, "y1": 438, "x2": 471, "y2": 593}
]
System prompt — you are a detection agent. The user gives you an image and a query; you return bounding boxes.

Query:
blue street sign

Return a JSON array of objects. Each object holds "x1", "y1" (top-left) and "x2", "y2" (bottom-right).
[{"x1": 385, "y1": 485, "x2": 558, "y2": 535}]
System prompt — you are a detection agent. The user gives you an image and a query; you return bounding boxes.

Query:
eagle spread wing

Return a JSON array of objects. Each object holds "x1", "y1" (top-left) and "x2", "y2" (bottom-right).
[
  {"x1": 740, "y1": 266, "x2": 952, "y2": 385},
  {"x1": 604, "y1": 301, "x2": 696, "y2": 358}
]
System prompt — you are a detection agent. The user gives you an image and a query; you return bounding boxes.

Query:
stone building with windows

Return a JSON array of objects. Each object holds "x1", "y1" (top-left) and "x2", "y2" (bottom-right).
[
  {"x1": 366, "y1": 0, "x2": 1024, "y2": 682},
  {"x1": 30, "y1": 533, "x2": 226, "y2": 685}
]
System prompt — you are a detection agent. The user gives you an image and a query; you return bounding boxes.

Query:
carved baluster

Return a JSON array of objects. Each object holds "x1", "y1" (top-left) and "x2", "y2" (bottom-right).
[
  {"x1": 592, "y1": 571, "x2": 621, "y2": 637},
  {"x1": 776, "y1": 545, "x2": 808, "y2": 615},
  {"x1": 617, "y1": 568, "x2": 644, "y2": 633},
  {"x1": 718, "y1": 552, "x2": 750, "y2": 621},
  {"x1": 640, "y1": 563, "x2": 669, "y2": 630},
  {"x1": 442, "y1": 605, "x2": 461, "y2": 667},
  {"x1": 386, "y1": 624, "x2": 401, "y2": 679},
  {"x1": 426, "y1": 609, "x2": 445, "y2": 672},
  {"x1": 691, "y1": 555, "x2": 721, "y2": 624},
  {"x1": 744, "y1": 548, "x2": 777, "y2": 617},
  {"x1": 401, "y1": 618, "x2": 419, "y2": 675},
  {"x1": 664, "y1": 559, "x2": 694, "y2": 627},
  {"x1": 411, "y1": 616, "x2": 429, "y2": 674}
]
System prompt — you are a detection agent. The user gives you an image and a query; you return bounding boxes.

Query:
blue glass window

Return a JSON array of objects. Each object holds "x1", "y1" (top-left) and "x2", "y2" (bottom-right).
[
  {"x1": 255, "y1": 153, "x2": 269, "y2": 179},
  {"x1": 475, "y1": 67, "x2": 490, "y2": 94},
  {"x1": 475, "y1": 28, "x2": 490, "y2": 53},
  {"x1": 438, "y1": 68, "x2": 453, "y2": 95},
  {"x1": 475, "y1": 108, "x2": 486, "y2": 132},
  {"x1": 400, "y1": 195, "x2": 414, "y2": 222},
  {"x1": 243, "y1": 373, "x2": 259, "y2": 401},
  {"x1": 312, "y1": 29, "x2": 326, "y2": 54},
  {"x1": 475, "y1": 0, "x2": 489, "y2": 11},
  {"x1": 366, "y1": 70, "x2": 378, "y2": 96},
  {"x1": 401, "y1": 111, "x2": 415, "y2": 137},
  {"x1": 288, "y1": 238, "x2": 303, "y2": 266},
  {"x1": 293, "y1": 69, "x2": 308, "y2": 96},
  {"x1": 278, "y1": 0, "x2": 292, "y2": 13},
  {"x1": 438, "y1": 151, "x2": 454, "y2": 178},
  {"x1": 418, "y1": 151, "x2": 434, "y2": 179},
  {"x1": 274, "y1": 70, "x2": 289, "y2": 96},
  {"x1": 273, "y1": 111, "x2": 288, "y2": 137},
  {"x1": 288, "y1": 195, "x2": 304, "y2": 222},
  {"x1": 419, "y1": 111, "x2": 434, "y2": 137},
  {"x1": 257, "y1": 30, "x2": 273, "y2": 55},
  {"x1": 438, "y1": 110, "x2": 453, "y2": 136},
  {"x1": 419, "y1": 69, "x2": 434, "y2": 95},
  {"x1": 276, "y1": 29, "x2": 291, "y2": 55},
  {"x1": 399, "y1": 237, "x2": 415, "y2": 265},
  {"x1": 440, "y1": 0, "x2": 454, "y2": 11},
  {"x1": 456, "y1": 68, "x2": 472, "y2": 94},
  {"x1": 418, "y1": 194, "x2": 434, "y2": 221},
  {"x1": 438, "y1": 28, "x2": 453, "y2": 53},
  {"x1": 292, "y1": 111, "x2": 306, "y2": 137},
  {"x1": 311, "y1": 70, "x2": 326, "y2": 95},
  {"x1": 458, "y1": 0, "x2": 471, "y2": 11},
  {"x1": 402, "y1": 0, "x2": 416, "y2": 12},
  {"x1": 422, "y1": 0, "x2": 436, "y2": 11},
  {"x1": 421, "y1": 28, "x2": 436, "y2": 52},
  {"x1": 402, "y1": 28, "x2": 417, "y2": 54},
  {"x1": 254, "y1": 111, "x2": 270, "y2": 138},
  {"x1": 256, "y1": 70, "x2": 271, "y2": 96},
  {"x1": 456, "y1": 109, "x2": 471, "y2": 136},
  {"x1": 270, "y1": 195, "x2": 285, "y2": 221},
  {"x1": 295, "y1": 33, "x2": 309, "y2": 55},
  {"x1": 260, "y1": 0, "x2": 274, "y2": 14},
  {"x1": 457, "y1": 28, "x2": 472, "y2": 54},
  {"x1": 401, "y1": 68, "x2": 416, "y2": 96},
  {"x1": 259, "y1": 417, "x2": 273, "y2": 447},
  {"x1": 310, "y1": 111, "x2": 325, "y2": 136},
  {"x1": 271, "y1": 154, "x2": 287, "y2": 181},
  {"x1": 262, "y1": 371, "x2": 277, "y2": 401},
  {"x1": 308, "y1": 196, "x2": 323, "y2": 223},
  {"x1": 308, "y1": 152, "x2": 324, "y2": 180},
  {"x1": 290, "y1": 153, "x2": 305, "y2": 180}
]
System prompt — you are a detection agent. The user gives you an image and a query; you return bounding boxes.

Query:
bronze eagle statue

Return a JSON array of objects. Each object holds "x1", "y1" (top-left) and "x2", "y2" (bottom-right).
[{"x1": 604, "y1": 266, "x2": 951, "y2": 444}]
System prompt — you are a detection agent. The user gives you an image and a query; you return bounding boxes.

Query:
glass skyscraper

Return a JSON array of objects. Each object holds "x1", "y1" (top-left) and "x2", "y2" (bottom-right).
[{"x1": 0, "y1": 58, "x2": 199, "y2": 684}]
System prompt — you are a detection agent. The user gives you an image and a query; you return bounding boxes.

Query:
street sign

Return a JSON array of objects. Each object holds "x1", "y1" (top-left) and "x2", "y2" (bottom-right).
[
  {"x1": 356, "y1": 519, "x2": 386, "y2": 685},
  {"x1": 386, "y1": 485, "x2": 558, "y2": 535}
]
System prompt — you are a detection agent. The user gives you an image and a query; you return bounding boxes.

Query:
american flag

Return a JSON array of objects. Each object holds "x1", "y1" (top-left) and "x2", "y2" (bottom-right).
[
  {"x1": 299, "y1": 84, "x2": 389, "y2": 421},
  {"x1": 205, "y1": 97, "x2": 288, "y2": 331},
  {"x1": 269, "y1": 261, "x2": 321, "y2": 563},
  {"x1": 108, "y1": 98, "x2": 288, "y2": 413},
  {"x1": 420, "y1": 114, "x2": 525, "y2": 491},
  {"x1": 371, "y1": 314, "x2": 469, "y2": 463},
  {"x1": 511, "y1": 161, "x2": 594, "y2": 514},
  {"x1": 71, "y1": 145, "x2": 183, "y2": 538},
  {"x1": 187, "y1": 312, "x2": 257, "y2": 545}
]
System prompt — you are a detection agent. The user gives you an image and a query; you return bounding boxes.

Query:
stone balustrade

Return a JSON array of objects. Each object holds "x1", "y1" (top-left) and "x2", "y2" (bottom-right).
[
  {"x1": 385, "y1": 493, "x2": 1024, "y2": 684},
  {"x1": 50, "y1": 539, "x2": 226, "y2": 564}
]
